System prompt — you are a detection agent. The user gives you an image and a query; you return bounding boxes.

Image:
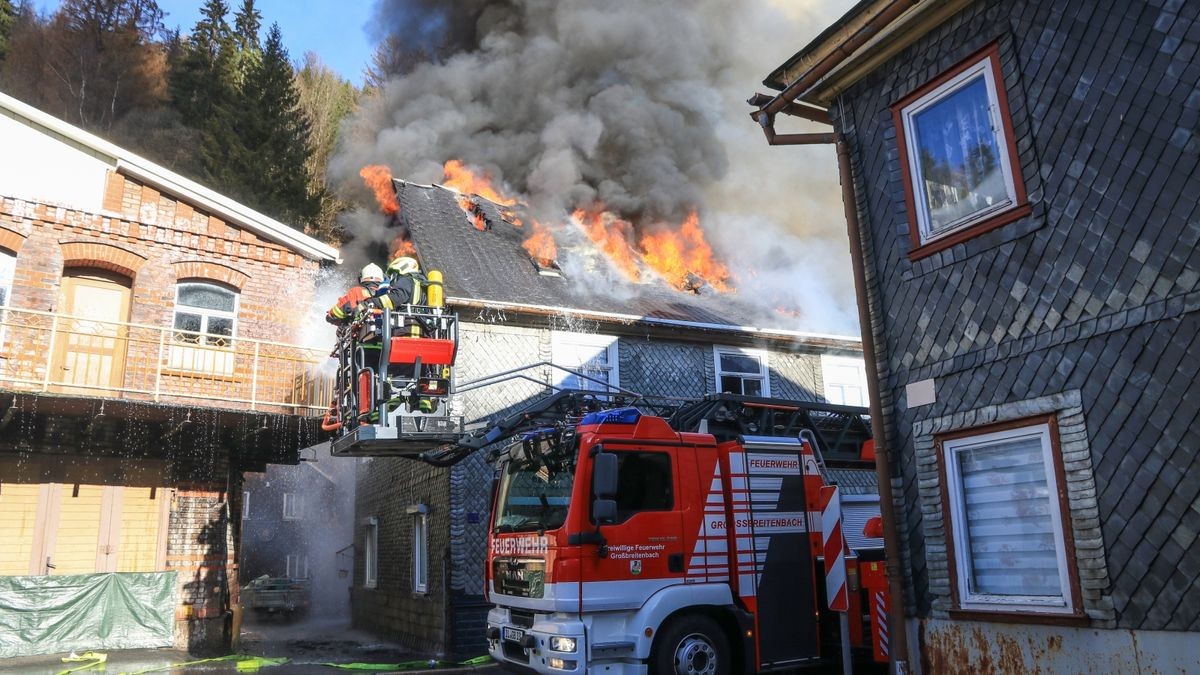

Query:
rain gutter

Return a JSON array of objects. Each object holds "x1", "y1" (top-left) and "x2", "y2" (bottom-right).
[{"x1": 444, "y1": 296, "x2": 861, "y2": 348}]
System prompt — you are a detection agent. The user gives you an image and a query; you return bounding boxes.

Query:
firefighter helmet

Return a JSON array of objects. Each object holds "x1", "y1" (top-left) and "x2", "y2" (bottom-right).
[
  {"x1": 360, "y1": 263, "x2": 384, "y2": 283},
  {"x1": 388, "y1": 256, "x2": 419, "y2": 276}
]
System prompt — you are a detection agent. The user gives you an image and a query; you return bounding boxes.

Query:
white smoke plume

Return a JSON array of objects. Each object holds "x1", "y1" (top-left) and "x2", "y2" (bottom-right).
[{"x1": 332, "y1": 0, "x2": 860, "y2": 335}]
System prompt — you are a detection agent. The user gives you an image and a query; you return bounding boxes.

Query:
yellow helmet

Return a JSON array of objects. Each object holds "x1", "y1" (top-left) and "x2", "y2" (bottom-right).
[
  {"x1": 360, "y1": 263, "x2": 384, "y2": 283},
  {"x1": 388, "y1": 256, "x2": 419, "y2": 276}
]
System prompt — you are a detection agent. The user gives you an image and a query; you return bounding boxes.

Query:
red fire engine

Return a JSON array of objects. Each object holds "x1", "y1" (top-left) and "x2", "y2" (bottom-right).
[{"x1": 328, "y1": 302, "x2": 889, "y2": 673}]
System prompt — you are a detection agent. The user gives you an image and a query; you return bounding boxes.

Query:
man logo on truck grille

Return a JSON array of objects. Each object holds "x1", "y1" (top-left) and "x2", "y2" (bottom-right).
[{"x1": 630, "y1": 560, "x2": 642, "y2": 575}]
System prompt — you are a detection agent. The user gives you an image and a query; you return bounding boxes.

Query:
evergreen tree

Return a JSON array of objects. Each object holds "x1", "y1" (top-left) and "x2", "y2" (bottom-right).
[
  {"x1": 0, "y1": 0, "x2": 14, "y2": 63},
  {"x1": 168, "y1": 0, "x2": 234, "y2": 126},
  {"x1": 211, "y1": 22, "x2": 316, "y2": 226},
  {"x1": 230, "y1": 0, "x2": 259, "y2": 85}
]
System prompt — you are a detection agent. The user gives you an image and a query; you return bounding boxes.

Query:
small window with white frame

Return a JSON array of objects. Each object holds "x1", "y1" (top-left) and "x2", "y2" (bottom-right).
[
  {"x1": 285, "y1": 553, "x2": 309, "y2": 579},
  {"x1": 0, "y1": 249, "x2": 15, "y2": 345},
  {"x1": 821, "y1": 354, "x2": 869, "y2": 407},
  {"x1": 282, "y1": 492, "x2": 303, "y2": 521},
  {"x1": 714, "y1": 346, "x2": 769, "y2": 397},
  {"x1": 412, "y1": 510, "x2": 428, "y2": 593},
  {"x1": 941, "y1": 419, "x2": 1078, "y2": 615},
  {"x1": 550, "y1": 331, "x2": 619, "y2": 394},
  {"x1": 363, "y1": 517, "x2": 379, "y2": 589},
  {"x1": 169, "y1": 281, "x2": 239, "y2": 375},
  {"x1": 893, "y1": 43, "x2": 1027, "y2": 256}
]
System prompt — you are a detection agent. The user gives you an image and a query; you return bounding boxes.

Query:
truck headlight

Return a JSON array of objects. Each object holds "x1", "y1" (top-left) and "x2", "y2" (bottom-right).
[{"x1": 549, "y1": 636, "x2": 577, "y2": 653}]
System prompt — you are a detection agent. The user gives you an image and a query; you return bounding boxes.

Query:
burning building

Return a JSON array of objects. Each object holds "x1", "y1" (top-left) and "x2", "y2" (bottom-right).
[{"x1": 348, "y1": 174, "x2": 874, "y2": 655}]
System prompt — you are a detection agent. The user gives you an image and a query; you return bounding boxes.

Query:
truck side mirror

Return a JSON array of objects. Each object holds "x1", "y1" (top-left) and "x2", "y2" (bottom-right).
[
  {"x1": 593, "y1": 451, "x2": 618, "y2": 499},
  {"x1": 593, "y1": 499, "x2": 617, "y2": 524}
]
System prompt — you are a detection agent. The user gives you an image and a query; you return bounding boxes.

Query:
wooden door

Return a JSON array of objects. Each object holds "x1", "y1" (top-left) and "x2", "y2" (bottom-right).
[
  {"x1": 52, "y1": 484, "x2": 106, "y2": 575},
  {"x1": 0, "y1": 483, "x2": 41, "y2": 575},
  {"x1": 52, "y1": 270, "x2": 131, "y2": 392},
  {"x1": 116, "y1": 487, "x2": 167, "y2": 572}
]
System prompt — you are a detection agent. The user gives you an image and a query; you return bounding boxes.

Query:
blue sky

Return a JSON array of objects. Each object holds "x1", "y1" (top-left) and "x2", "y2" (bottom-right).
[{"x1": 36, "y1": 0, "x2": 379, "y2": 85}]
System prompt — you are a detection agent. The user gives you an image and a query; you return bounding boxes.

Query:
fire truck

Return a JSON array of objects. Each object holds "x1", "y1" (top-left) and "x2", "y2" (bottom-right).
[{"x1": 326, "y1": 292, "x2": 890, "y2": 673}]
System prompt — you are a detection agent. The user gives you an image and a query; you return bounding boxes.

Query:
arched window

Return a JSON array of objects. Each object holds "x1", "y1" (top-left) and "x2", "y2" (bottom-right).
[
  {"x1": 172, "y1": 282, "x2": 238, "y2": 346},
  {"x1": 169, "y1": 281, "x2": 239, "y2": 375}
]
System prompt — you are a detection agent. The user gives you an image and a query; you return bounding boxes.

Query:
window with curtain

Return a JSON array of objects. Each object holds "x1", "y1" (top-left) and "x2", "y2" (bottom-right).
[
  {"x1": 893, "y1": 44, "x2": 1027, "y2": 256},
  {"x1": 942, "y1": 421, "x2": 1075, "y2": 613},
  {"x1": 0, "y1": 250, "x2": 14, "y2": 346},
  {"x1": 551, "y1": 332, "x2": 619, "y2": 393}
]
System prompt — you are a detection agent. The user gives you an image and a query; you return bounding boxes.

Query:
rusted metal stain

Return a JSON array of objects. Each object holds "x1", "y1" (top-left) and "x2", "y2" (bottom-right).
[{"x1": 917, "y1": 619, "x2": 1194, "y2": 674}]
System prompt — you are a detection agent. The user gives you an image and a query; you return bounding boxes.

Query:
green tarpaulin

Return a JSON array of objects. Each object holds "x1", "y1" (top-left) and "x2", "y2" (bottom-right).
[{"x1": 0, "y1": 572, "x2": 177, "y2": 658}]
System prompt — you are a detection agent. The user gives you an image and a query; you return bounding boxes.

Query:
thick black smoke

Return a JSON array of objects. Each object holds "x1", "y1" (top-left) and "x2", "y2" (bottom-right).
[{"x1": 333, "y1": 0, "x2": 861, "y2": 334}]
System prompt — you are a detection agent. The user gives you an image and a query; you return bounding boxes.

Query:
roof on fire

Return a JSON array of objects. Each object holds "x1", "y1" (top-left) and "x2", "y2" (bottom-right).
[{"x1": 394, "y1": 180, "x2": 860, "y2": 347}]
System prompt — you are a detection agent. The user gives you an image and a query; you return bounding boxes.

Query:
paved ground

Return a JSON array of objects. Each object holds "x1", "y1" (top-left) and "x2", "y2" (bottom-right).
[{"x1": 0, "y1": 616, "x2": 497, "y2": 675}]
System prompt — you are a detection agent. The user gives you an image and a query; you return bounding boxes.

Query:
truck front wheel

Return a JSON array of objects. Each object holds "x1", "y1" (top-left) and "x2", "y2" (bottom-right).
[{"x1": 651, "y1": 615, "x2": 731, "y2": 675}]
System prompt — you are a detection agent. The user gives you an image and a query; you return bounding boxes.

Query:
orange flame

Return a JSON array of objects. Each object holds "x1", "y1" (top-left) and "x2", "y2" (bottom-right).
[
  {"x1": 522, "y1": 220, "x2": 558, "y2": 263},
  {"x1": 392, "y1": 237, "x2": 416, "y2": 258},
  {"x1": 573, "y1": 207, "x2": 641, "y2": 281},
  {"x1": 442, "y1": 160, "x2": 517, "y2": 206},
  {"x1": 359, "y1": 165, "x2": 399, "y2": 215},
  {"x1": 639, "y1": 211, "x2": 730, "y2": 292}
]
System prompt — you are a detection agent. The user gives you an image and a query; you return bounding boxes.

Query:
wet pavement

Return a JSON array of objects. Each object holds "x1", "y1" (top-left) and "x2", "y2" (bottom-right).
[{"x1": 0, "y1": 616, "x2": 498, "y2": 675}]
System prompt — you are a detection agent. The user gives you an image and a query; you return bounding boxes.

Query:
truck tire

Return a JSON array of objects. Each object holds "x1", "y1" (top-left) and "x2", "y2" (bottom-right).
[{"x1": 651, "y1": 614, "x2": 731, "y2": 675}]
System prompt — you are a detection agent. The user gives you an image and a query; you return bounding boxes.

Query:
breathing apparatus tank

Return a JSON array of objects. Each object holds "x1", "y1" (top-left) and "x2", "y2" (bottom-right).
[{"x1": 426, "y1": 270, "x2": 444, "y2": 308}]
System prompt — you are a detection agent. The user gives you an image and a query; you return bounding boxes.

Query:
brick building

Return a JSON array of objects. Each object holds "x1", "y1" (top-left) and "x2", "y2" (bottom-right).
[
  {"x1": 755, "y1": 0, "x2": 1199, "y2": 671},
  {"x1": 350, "y1": 179, "x2": 871, "y2": 655},
  {"x1": 0, "y1": 92, "x2": 338, "y2": 656}
]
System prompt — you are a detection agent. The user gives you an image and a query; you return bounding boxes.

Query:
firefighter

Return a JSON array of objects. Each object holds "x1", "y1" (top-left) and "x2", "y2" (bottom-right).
[
  {"x1": 325, "y1": 263, "x2": 386, "y2": 325},
  {"x1": 383, "y1": 256, "x2": 423, "y2": 306}
]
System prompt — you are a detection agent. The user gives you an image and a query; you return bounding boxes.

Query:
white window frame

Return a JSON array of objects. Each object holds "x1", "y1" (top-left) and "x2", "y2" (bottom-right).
[
  {"x1": 899, "y1": 53, "x2": 1020, "y2": 244},
  {"x1": 282, "y1": 492, "x2": 303, "y2": 521},
  {"x1": 550, "y1": 331, "x2": 620, "y2": 393},
  {"x1": 821, "y1": 354, "x2": 869, "y2": 407},
  {"x1": 943, "y1": 422, "x2": 1075, "y2": 614},
  {"x1": 242, "y1": 490, "x2": 251, "y2": 520},
  {"x1": 412, "y1": 511, "x2": 428, "y2": 593},
  {"x1": 285, "y1": 553, "x2": 309, "y2": 579},
  {"x1": 0, "y1": 250, "x2": 15, "y2": 347},
  {"x1": 168, "y1": 281, "x2": 239, "y2": 375},
  {"x1": 364, "y1": 517, "x2": 378, "y2": 589},
  {"x1": 713, "y1": 345, "x2": 770, "y2": 397}
]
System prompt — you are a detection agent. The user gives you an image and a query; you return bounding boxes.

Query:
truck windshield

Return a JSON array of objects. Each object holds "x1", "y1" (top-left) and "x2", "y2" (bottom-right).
[{"x1": 493, "y1": 436, "x2": 577, "y2": 534}]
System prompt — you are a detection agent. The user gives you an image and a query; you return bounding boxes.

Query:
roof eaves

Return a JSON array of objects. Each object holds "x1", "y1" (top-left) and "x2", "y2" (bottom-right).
[
  {"x1": 764, "y1": 0, "x2": 969, "y2": 107},
  {"x1": 448, "y1": 295, "x2": 862, "y2": 349},
  {"x1": 0, "y1": 92, "x2": 340, "y2": 262}
]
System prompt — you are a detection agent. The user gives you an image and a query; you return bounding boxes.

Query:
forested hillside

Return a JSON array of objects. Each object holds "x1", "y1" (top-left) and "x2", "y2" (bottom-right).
[{"x1": 0, "y1": 0, "x2": 360, "y2": 242}]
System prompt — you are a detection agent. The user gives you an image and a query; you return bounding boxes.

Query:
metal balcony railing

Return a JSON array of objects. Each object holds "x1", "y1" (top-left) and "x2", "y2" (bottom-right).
[{"x1": 0, "y1": 306, "x2": 334, "y2": 415}]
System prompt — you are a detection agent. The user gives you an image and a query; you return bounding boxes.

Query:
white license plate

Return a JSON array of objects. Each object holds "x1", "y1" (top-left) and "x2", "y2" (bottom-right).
[{"x1": 503, "y1": 627, "x2": 525, "y2": 643}]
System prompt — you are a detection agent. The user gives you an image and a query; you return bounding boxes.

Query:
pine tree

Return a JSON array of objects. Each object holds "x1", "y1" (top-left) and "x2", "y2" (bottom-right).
[
  {"x1": 0, "y1": 0, "x2": 14, "y2": 63},
  {"x1": 225, "y1": 22, "x2": 317, "y2": 226},
  {"x1": 168, "y1": 0, "x2": 234, "y2": 126},
  {"x1": 230, "y1": 0, "x2": 259, "y2": 86}
]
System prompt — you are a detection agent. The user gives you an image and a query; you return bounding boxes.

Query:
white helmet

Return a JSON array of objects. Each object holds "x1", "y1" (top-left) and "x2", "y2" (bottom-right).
[
  {"x1": 388, "y1": 256, "x2": 419, "y2": 276},
  {"x1": 360, "y1": 263, "x2": 384, "y2": 283}
]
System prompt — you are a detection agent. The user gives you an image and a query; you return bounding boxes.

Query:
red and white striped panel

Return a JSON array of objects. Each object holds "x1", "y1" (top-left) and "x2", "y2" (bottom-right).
[{"x1": 821, "y1": 484, "x2": 848, "y2": 612}]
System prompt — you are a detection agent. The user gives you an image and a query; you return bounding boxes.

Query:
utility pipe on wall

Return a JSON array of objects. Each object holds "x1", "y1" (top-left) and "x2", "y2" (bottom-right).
[{"x1": 748, "y1": 109, "x2": 911, "y2": 673}]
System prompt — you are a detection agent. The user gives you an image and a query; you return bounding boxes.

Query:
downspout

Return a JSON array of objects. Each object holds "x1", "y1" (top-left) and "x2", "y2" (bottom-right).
[
  {"x1": 749, "y1": 117, "x2": 911, "y2": 673},
  {"x1": 835, "y1": 136, "x2": 911, "y2": 675}
]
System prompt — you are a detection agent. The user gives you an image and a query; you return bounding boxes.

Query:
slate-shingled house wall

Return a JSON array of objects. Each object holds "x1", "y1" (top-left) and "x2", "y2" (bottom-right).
[
  {"x1": 763, "y1": 0, "x2": 1199, "y2": 670},
  {"x1": 349, "y1": 182, "x2": 865, "y2": 655}
]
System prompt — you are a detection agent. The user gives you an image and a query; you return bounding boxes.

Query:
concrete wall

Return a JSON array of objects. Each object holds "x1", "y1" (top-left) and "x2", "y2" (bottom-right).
[
  {"x1": 0, "y1": 107, "x2": 110, "y2": 211},
  {"x1": 831, "y1": 0, "x2": 1200, "y2": 658}
]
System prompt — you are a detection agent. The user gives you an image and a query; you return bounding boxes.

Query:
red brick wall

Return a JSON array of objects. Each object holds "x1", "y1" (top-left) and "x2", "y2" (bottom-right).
[{"x1": 1, "y1": 170, "x2": 321, "y2": 343}]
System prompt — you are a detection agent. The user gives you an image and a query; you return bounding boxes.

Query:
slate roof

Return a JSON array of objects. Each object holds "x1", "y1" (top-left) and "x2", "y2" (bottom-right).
[{"x1": 395, "y1": 180, "x2": 852, "y2": 341}]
